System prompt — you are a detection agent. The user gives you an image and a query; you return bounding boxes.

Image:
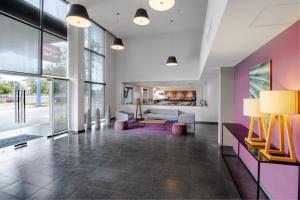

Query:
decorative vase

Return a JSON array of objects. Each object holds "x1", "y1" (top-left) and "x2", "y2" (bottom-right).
[
  {"x1": 105, "y1": 105, "x2": 111, "y2": 124},
  {"x1": 95, "y1": 108, "x2": 101, "y2": 129}
]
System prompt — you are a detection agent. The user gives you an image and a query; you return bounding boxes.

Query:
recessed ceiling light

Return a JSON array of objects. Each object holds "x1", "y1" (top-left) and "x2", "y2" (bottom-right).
[
  {"x1": 149, "y1": 0, "x2": 175, "y2": 11},
  {"x1": 66, "y1": 4, "x2": 91, "y2": 28},
  {"x1": 133, "y1": 8, "x2": 150, "y2": 26}
]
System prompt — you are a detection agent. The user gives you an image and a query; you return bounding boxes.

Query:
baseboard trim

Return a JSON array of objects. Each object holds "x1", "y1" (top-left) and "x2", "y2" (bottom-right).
[
  {"x1": 195, "y1": 121, "x2": 218, "y2": 125},
  {"x1": 69, "y1": 130, "x2": 85, "y2": 134}
]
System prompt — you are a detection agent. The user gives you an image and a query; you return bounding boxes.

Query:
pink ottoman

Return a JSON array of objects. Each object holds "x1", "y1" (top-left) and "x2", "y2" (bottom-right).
[
  {"x1": 172, "y1": 123, "x2": 187, "y2": 135},
  {"x1": 114, "y1": 120, "x2": 128, "y2": 131}
]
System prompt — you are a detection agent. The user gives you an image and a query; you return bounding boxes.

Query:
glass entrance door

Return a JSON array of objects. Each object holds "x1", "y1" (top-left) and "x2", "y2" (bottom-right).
[{"x1": 0, "y1": 74, "x2": 51, "y2": 140}]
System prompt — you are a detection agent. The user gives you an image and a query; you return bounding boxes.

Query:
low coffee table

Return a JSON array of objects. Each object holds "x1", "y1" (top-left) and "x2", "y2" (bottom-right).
[{"x1": 139, "y1": 119, "x2": 167, "y2": 124}]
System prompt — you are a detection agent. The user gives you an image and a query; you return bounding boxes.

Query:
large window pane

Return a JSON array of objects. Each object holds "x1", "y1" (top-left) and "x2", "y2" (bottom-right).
[
  {"x1": 91, "y1": 84, "x2": 105, "y2": 120},
  {"x1": 42, "y1": 32, "x2": 67, "y2": 77},
  {"x1": 0, "y1": 14, "x2": 39, "y2": 74},
  {"x1": 91, "y1": 53, "x2": 104, "y2": 83},
  {"x1": 53, "y1": 79, "x2": 68, "y2": 133},
  {"x1": 84, "y1": 50, "x2": 90, "y2": 81},
  {"x1": 44, "y1": 0, "x2": 67, "y2": 22},
  {"x1": 85, "y1": 23, "x2": 105, "y2": 55}
]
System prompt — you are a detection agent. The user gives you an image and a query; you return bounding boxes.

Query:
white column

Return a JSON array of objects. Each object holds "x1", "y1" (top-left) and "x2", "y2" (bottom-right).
[{"x1": 68, "y1": 25, "x2": 85, "y2": 132}]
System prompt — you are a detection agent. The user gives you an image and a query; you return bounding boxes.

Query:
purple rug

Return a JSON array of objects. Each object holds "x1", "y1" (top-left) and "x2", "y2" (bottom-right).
[{"x1": 127, "y1": 122, "x2": 173, "y2": 135}]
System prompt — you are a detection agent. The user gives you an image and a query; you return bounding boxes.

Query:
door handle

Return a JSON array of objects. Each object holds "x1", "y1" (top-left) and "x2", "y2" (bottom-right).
[
  {"x1": 17, "y1": 90, "x2": 20, "y2": 123},
  {"x1": 15, "y1": 89, "x2": 18, "y2": 123},
  {"x1": 23, "y1": 90, "x2": 26, "y2": 123}
]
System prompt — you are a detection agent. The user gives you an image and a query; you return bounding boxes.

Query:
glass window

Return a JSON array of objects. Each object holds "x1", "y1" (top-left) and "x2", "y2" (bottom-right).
[
  {"x1": 84, "y1": 22, "x2": 105, "y2": 121},
  {"x1": 53, "y1": 79, "x2": 68, "y2": 133},
  {"x1": 85, "y1": 23, "x2": 105, "y2": 55},
  {"x1": 0, "y1": 15, "x2": 39, "y2": 74},
  {"x1": 42, "y1": 32, "x2": 68, "y2": 77},
  {"x1": 43, "y1": 0, "x2": 68, "y2": 22}
]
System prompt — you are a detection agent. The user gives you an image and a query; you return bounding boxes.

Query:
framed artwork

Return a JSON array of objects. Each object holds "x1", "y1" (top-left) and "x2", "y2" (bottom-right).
[{"x1": 249, "y1": 60, "x2": 272, "y2": 98}]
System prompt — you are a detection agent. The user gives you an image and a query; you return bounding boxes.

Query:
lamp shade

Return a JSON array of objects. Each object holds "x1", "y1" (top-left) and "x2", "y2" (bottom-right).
[
  {"x1": 133, "y1": 8, "x2": 150, "y2": 26},
  {"x1": 243, "y1": 98, "x2": 267, "y2": 117},
  {"x1": 111, "y1": 38, "x2": 124, "y2": 50},
  {"x1": 66, "y1": 4, "x2": 91, "y2": 28},
  {"x1": 149, "y1": 0, "x2": 175, "y2": 11},
  {"x1": 260, "y1": 90, "x2": 298, "y2": 114},
  {"x1": 166, "y1": 56, "x2": 178, "y2": 66}
]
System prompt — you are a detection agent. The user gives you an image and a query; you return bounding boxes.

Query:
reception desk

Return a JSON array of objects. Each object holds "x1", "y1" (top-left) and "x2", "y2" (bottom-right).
[{"x1": 222, "y1": 123, "x2": 300, "y2": 199}]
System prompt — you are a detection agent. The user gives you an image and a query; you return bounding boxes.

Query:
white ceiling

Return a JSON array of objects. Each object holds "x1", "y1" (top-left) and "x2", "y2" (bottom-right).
[
  {"x1": 203, "y1": 0, "x2": 300, "y2": 72},
  {"x1": 69, "y1": 0, "x2": 208, "y2": 38}
]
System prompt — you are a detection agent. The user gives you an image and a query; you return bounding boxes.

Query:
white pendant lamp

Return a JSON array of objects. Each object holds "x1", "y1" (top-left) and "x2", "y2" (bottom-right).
[
  {"x1": 66, "y1": 4, "x2": 91, "y2": 28},
  {"x1": 133, "y1": 8, "x2": 150, "y2": 26},
  {"x1": 149, "y1": 0, "x2": 175, "y2": 11}
]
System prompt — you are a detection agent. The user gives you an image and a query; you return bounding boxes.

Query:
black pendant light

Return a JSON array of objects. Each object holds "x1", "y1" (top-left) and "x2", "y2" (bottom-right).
[
  {"x1": 166, "y1": 56, "x2": 178, "y2": 66},
  {"x1": 133, "y1": 8, "x2": 150, "y2": 26},
  {"x1": 66, "y1": 4, "x2": 91, "y2": 28},
  {"x1": 111, "y1": 13, "x2": 125, "y2": 51},
  {"x1": 111, "y1": 38, "x2": 125, "y2": 50}
]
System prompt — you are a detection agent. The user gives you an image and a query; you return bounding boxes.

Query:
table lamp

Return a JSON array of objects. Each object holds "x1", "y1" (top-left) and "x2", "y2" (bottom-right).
[
  {"x1": 260, "y1": 90, "x2": 298, "y2": 163},
  {"x1": 243, "y1": 98, "x2": 268, "y2": 146},
  {"x1": 134, "y1": 91, "x2": 142, "y2": 120}
]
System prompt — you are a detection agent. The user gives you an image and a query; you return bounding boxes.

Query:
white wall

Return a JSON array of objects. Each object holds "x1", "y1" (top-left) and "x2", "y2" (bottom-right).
[
  {"x1": 114, "y1": 30, "x2": 219, "y2": 122},
  {"x1": 105, "y1": 32, "x2": 117, "y2": 118},
  {"x1": 218, "y1": 67, "x2": 235, "y2": 145},
  {"x1": 116, "y1": 30, "x2": 202, "y2": 82},
  {"x1": 199, "y1": 0, "x2": 228, "y2": 76}
]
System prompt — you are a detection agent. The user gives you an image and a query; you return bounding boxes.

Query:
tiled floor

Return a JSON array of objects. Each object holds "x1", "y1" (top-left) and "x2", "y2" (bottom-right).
[{"x1": 0, "y1": 123, "x2": 240, "y2": 199}]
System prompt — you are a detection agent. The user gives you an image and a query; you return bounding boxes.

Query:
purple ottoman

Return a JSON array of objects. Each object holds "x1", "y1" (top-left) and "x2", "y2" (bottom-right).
[
  {"x1": 114, "y1": 120, "x2": 128, "y2": 131},
  {"x1": 172, "y1": 123, "x2": 187, "y2": 135}
]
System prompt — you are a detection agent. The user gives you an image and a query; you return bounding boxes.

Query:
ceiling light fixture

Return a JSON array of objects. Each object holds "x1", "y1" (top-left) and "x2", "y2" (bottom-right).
[
  {"x1": 111, "y1": 38, "x2": 125, "y2": 50},
  {"x1": 111, "y1": 13, "x2": 125, "y2": 51},
  {"x1": 166, "y1": 56, "x2": 178, "y2": 66},
  {"x1": 149, "y1": 0, "x2": 175, "y2": 11},
  {"x1": 133, "y1": 8, "x2": 150, "y2": 26},
  {"x1": 66, "y1": 4, "x2": 91, "y2": 28}
]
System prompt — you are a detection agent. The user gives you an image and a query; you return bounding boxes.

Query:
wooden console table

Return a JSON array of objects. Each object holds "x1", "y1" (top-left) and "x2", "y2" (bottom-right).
[{"x1": 222, "y1": 123, "x2": 300, "y2": 199}]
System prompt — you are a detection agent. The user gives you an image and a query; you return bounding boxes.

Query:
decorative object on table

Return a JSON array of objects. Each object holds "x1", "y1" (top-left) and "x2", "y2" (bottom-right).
[
  {"x1": 243, "y1": 98, "x2": 268, "y2": 146},
  {"x1": 260, "y1": 90, "x2": 298, "y2": 163},
  {"x1": 139, "y1": 119, "x2": 167, "y2": 124},
  {"x1": 114, "y1": 120, "x2": 128, "y2": 131},
  {"x1": 65, "y1": 4, "x2": 91, "y2": 28},
  {"x1": 95, "y1": 108, "x2": 100, "y2": 129},
  {"x1": 172, "y1": 123, "x2": 187, "y2": 135},
  {"x1": 249, "y1": 60, "x2": 271, "y2": 98},
  {"x1": 86, "y1": 109, "x2": 92, "y2": 130},
  {"x1": 134, "y1": 92, "x2": 143, "y2": 120},
  {"x1": 105, "y1": 105, "x2": 111, "y2": 124}
]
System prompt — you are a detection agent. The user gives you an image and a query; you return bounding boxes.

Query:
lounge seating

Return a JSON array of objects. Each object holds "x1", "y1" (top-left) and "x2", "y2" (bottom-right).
[
  {"x1": 116, "y1": 111, "x2": 134, "y2": 122},
  {"x1": 172, "y1": 123, "x2": 187, "y2": 135},
  {"x1": 114, "y1": 120, "x2": 128, "y2": 131},
  {"x1": 178, "y1": 113, "x2": 195, "y2": 132},
  {"x1": 143, "y1": 109, "x2": 179, "y2": 121}
]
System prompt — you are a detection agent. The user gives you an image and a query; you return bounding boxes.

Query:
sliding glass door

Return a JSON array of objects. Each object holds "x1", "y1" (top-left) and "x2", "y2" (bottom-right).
[{"x1": 0, "y1": 74, "x2": 51, "y2": 139}]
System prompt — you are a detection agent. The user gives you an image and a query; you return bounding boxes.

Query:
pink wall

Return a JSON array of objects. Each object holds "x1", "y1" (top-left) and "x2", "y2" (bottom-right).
[{"x1": 234, "y1": 20, "x2": 300, "y2": 159}]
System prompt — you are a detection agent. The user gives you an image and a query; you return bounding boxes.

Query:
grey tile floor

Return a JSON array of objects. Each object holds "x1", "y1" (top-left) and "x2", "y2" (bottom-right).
[{"x1": 0, "y1": 123, "x2": 240, "y2": 199}]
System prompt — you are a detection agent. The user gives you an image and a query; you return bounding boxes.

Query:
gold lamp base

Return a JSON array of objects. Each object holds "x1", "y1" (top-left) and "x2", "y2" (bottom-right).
[
  {"x1": 261, "y1": 114, "x2": 297, "y2": 163},
  {"x1": 245, "y1": 137, "x2": 266, "y2": 147}
]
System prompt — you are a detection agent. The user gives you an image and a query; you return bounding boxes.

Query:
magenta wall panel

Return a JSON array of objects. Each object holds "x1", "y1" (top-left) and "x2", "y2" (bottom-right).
[
  {"x1": 233, "y1": 20, "x2": 300, "y2": 158},
  {"x1": 260, "y1": 163, "x2": 299, "y2": 199},
  {"x1": 239, "y1": 145, "x2": 258, "y2": 180}
]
